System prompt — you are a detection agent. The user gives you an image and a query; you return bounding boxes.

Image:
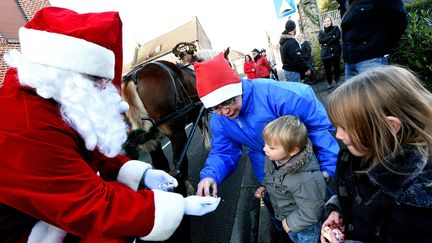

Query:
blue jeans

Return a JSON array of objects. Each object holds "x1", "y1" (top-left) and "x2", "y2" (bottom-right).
[
  {"x1": 284, "y1": 70, "x2": 301, "y2": 82},
  {"x1": 288, "y1": 223, "x2": 321, "y2": 243},
  {"x1": 345, "y1": 56, "x2": 388, "y2": 80},
  {"x1": 263, "y1": 194, "x2": 292, "y2": 242}
]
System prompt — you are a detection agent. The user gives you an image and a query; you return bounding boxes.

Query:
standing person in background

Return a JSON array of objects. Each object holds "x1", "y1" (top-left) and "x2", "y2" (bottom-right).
[
  {"x1": 261, "y1": 49, "x2": 279, "y2": 80},
  {"x1": 321, "y1": 66, "x2": 432, "y2": 243},
  {"x1": 251, "y1": 48, "x2": 271, "y2": 79},
  {"x1": 0, "y1": 7, "x2": 220, "y2": 242},
  {"x1": 318, "y1": 17, "x2": 342, "y2": 89},
  {"x1": 296, "y1": 33, "x2": 315, "y2": 84},
  {"x1": 172, "y1": 42, "x2": 203, "y2": 66},
  {"x1": 279, "y1": 20, "x2": 311, "y2": 82},
  {"x1": 336, "y1": 0, "x2": 408, "y2": 79},
  {"x1": 243, "y1": 54, "x2": 256, "y2": 79},
  {"x1": 255, "y1": 116, "x2": 326, "y2": 243}
]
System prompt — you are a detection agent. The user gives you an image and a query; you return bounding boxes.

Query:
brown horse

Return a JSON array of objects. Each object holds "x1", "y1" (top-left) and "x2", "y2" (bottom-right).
[
  {"x1": 122, "y1": 50, "x2": 229, "y2": 243},
  {"x1": 122, "y1": 60, "x2": 211, "y2": 196}
]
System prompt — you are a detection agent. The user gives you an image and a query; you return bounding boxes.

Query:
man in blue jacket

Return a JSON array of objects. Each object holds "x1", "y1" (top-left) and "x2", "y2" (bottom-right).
[
  {"x1": 194, "y1": 53, "x2": 339, "y2": 198},
  {"x1": 337, "y1": 0, "x2": 408, "y2": 79}
]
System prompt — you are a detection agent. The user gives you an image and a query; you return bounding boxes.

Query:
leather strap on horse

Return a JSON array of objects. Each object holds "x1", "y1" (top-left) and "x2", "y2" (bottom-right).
[
  {"x1": 153, "y1": 61, "x2": 193, "y2": 108},
  {"x1": 124, "y1": 61, "x2": 203, "y2": 127},
  {"x1": 141, "y1": 101, "x2": 200, "y2": 127}
]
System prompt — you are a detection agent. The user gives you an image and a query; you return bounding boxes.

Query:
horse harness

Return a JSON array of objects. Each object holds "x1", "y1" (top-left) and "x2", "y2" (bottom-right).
[{"x1": 124, "y1": 61, "x2": 202, "y2": 127}]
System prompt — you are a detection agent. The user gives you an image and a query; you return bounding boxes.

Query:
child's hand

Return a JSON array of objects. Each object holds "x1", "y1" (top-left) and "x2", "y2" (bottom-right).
[
  {"x1": 322, "y1": 171, "x2": 331, "y2": 184},
  {"x1": 282, "y1": 219, "x2": 290, "y2": 233},
  {"x1": 254, "y1": 186, "x2": 266, "y2": 199}
]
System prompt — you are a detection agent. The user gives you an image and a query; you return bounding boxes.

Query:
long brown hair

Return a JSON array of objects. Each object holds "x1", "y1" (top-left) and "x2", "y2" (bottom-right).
[{"x1": 327, "y1": 66, "x2": 432, "y2": 170}]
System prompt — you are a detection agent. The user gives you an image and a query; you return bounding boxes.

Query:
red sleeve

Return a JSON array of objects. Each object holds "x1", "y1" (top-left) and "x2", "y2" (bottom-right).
[
  {"x1": 0, "y1": 127, "x2": 157, "y2": 238},
  {"x1": 92, "y1": 151, "x2": 130, "y2": 182},
  {"x1": 264, "y1": 57, "x2": 271, "y2": 71}
]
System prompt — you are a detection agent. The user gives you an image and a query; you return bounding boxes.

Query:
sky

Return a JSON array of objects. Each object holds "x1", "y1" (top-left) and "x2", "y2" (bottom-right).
[{"x1": 49, "y1": 0, "x2": 296, "y2": 63}]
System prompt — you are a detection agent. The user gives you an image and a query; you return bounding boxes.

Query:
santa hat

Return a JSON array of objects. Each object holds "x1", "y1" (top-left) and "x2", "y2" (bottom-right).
[
  {"x1": 18, "y1": 7, "x2": 123, "y2": 90},
  {"x1": 194, "y1": 53, "x2": 242, "y2": 108}
]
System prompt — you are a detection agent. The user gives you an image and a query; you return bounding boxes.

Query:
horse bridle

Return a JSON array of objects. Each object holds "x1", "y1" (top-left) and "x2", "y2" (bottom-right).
[{"x1": 123, "y1": 61, "x2": 203, "y2": 127}]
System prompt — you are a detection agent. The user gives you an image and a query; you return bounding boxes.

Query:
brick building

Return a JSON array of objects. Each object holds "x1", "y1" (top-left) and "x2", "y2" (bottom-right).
[{"x1": 0, "y1": 0, "x2": 50, "y2": 86}]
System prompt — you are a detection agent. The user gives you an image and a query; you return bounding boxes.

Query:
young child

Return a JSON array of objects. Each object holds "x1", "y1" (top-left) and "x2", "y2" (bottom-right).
[
  {"x1": 255, "y1": 115, "x2": 327, "y2": 243},
  {"x1": 321, "y1": 65, "x2": 432, "y2": 242}
]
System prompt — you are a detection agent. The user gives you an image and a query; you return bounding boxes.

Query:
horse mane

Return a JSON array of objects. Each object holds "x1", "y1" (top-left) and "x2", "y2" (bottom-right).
[{"x1": 121, "y1": 80, "x2": 159, "y2": 151}]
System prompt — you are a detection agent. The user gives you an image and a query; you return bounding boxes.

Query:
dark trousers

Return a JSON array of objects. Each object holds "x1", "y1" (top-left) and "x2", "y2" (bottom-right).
[{"x1": 323, "y1": 57, "x2": 340, "y2": 84}]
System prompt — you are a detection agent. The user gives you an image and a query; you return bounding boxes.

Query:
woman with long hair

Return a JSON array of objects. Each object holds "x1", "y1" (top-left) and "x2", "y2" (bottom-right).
[
  {"x1": 243, "y1": 54, "x2": 256, "y2": 79},
  {"x1": 321, "y1": 66, "x2": 432, "y2": 242},
  {"x1": 318, "y1": 17, "x2": 341, "y2": 89}
]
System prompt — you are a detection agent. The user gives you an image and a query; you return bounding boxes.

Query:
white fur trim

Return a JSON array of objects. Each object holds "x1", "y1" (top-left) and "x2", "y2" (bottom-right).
[
  {"x1": 28, "y1": 221, "x2": 66, "y2": 243},
  {"x1": 195, "y1": 50, "x2": 218, "y2": 61},
  {"x1": 140, "y1": 190, "x2": 185, "y2": 241},
  {"x1": 117, "y1": 160, "x2": 152, "y2": 191},
  {"x1": 19, "y1": 27, "x2": 115, "y2": 79},
  {"x1": 200, "y1": 82, "x2": 242, "y2": 108}
]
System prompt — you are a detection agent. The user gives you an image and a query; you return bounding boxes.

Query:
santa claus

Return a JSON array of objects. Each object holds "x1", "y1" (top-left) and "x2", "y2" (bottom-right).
[{"x1": 0, "y1": 6, "x2": 220, "y2": 242}]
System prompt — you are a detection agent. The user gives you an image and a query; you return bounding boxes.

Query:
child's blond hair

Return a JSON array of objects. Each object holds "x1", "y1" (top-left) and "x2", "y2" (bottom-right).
[{"x1": 263, "y1": 115, "x2": 308, "y2": 154}]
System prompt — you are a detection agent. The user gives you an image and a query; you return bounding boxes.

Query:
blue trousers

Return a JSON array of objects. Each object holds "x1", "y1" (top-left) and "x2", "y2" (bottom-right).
[
  {"x1": 283, "y1": 70, "x2": 301, "y2": 82},
  {"x1": 345, "y1": 56, "x2": 388, "y2": 80},
  {"x1": 288, "y1": 223, "x2": 321, "y2": 243}
]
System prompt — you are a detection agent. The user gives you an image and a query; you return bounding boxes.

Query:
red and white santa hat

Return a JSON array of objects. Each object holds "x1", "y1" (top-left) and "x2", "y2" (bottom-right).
[
  {"x1": 18, "y1": 6, "x2": 123, "y2": 90},
  {"x1": 194, "y1": 53, "x2": 242, "y2": 108}
]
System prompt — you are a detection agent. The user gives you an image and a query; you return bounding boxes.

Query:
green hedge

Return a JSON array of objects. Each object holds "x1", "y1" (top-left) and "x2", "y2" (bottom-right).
[{"x1": 391, "y1": 0, "x2": 432, "y2": 89}]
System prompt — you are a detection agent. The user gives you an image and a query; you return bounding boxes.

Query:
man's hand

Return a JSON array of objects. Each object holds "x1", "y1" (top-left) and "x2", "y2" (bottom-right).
[
  {"x1": 184, "y1": 196, "x2": 221, "y2": 216},
  {"x1": 305, "y1": 70, "x2": 312, "y2": 76},
  {"x1": 196, "y1": 178, "x2": 217, "y2": 197},
  {"x1": 142, "y1": 169, "x2": 178, "y2": 191}
]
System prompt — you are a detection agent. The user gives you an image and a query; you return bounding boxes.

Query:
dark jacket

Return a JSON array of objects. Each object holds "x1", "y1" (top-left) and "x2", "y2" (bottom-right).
[
  {"x1": 337, "y1": 0, "x2": 408, "y2": 64},
  {"x1": 279, "y1": 32, "x2": 309, "y2": 73},
  {"x1": 318, "y1": 25, "x2": 341, "y2": 61},
  {"x1": 299, "y1": 40, "x2": 312, "y2": 66},
  {"x1": 330, "y1": 147, "x2": 432, "y2": 243}
]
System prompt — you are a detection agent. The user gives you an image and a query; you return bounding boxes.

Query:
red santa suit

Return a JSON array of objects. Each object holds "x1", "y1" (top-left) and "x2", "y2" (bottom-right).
[{"x1": 0, "y1": 7, "x2": 187, "y2": 242}]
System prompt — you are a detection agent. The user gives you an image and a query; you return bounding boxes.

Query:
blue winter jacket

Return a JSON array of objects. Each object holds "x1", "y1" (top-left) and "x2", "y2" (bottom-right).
[{"x1": 200, "y1": 79, "x2": 339, "y2": 184}]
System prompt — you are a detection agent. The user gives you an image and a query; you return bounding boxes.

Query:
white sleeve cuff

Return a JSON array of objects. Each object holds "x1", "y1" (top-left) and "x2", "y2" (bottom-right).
[
  {"x1": 28, "y1": 221, "x2": 67, "y2": 243},
  {"x1": 140, "y1": 190, "x2": 185, "y2": 241},
  {"x1": 117, "y1": 160, "x2": 152, "y2": 191}
]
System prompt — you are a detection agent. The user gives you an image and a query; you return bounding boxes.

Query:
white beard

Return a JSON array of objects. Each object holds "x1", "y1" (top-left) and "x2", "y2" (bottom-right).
[{"x1": 5, "y1": 50, "x2": 129, "y2": 158}]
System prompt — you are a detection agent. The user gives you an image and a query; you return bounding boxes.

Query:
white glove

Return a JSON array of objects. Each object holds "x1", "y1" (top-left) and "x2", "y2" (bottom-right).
[
  {"x1": 143, "y1": 169, "x2": 178, "y2": 191},
  {"x1": 184, "y1": 196, "x2": 221, "y2": 216}
]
